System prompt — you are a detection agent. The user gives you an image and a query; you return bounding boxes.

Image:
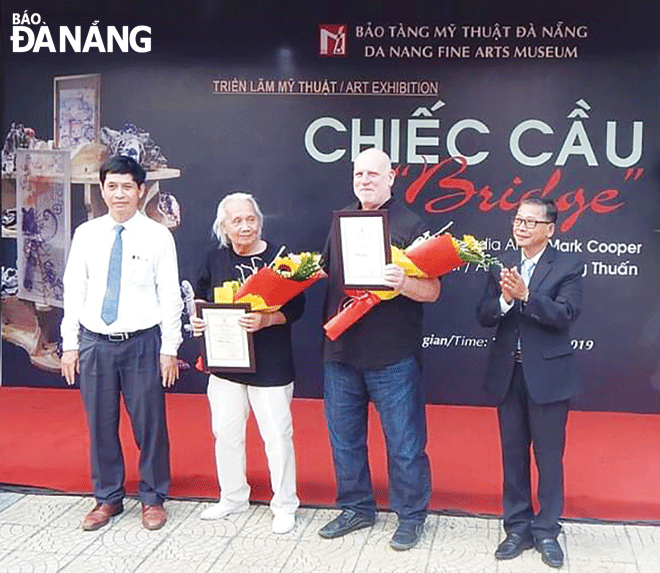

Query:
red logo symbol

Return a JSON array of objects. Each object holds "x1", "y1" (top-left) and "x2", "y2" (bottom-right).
[{"x1": 319, "y1": 24, "x2": 347, "y2": 56}]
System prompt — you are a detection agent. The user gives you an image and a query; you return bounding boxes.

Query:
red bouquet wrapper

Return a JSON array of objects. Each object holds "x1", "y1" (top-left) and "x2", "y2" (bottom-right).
[
  {"x1": 323, "y1": 291, "x2": 382, "y2": 341},
  {"x1": 323, "y1": 234, "x2": 467, "y2": 340},
  {"x1": 195, "y1": 354, "x2": 210, "y2": 374},
  {"x1": 405, "y1": 233, "x2": 466, "y2": 277},
  {"x1": 234, "y1": 267, "x2": 325, "y2": 310}
]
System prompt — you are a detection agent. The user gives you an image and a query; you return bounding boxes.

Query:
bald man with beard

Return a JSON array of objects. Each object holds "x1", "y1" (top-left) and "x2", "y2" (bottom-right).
[{"x1": 318, "y1": 148, "x2": 440, "y2": 551}]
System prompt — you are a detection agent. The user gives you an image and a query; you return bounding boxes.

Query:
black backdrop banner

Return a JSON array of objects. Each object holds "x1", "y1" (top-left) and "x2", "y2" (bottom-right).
[{"x1": 2, "y1": 0, "x2": 659, "y2": 413}]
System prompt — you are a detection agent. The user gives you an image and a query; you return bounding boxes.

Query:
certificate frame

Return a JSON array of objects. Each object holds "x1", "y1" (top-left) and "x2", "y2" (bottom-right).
[
  {"x1": 333, "y1": 210, "x2": 392, "y2": 290},
  {"x1": 196, "y1": 302, "x2": 256, "y2": 373},
  {"x1": 54, "y1": 73, "x2": 101, "y2": 150}
]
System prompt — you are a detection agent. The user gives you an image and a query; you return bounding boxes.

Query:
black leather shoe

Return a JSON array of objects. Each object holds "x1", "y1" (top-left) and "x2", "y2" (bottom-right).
[
  {"x1": 495, "y1": 533, "x2": 534, "y2": 560},
  {"x1": 390, "y1": 521, "x2": 424, "y2": 551},
  {"x1": 318, "y1": 509, "x2": 375, "y2": 539},
  {"x1": 535, "y1": 537, "x2": 564, "y2": 568}
]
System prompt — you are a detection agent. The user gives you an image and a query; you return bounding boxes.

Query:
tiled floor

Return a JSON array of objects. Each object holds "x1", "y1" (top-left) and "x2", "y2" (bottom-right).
[{"x1": 0, "y1": 491, "x2": 657, "y2": 572}]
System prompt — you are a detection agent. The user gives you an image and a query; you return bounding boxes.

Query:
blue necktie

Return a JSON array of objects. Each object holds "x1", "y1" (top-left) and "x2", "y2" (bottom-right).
[
  {"x1": 101, "y1": 225, "x2": 124, "y2": 325},
  {"x1": 522, "y1": 259, "x2": 536, "y2": 287}
]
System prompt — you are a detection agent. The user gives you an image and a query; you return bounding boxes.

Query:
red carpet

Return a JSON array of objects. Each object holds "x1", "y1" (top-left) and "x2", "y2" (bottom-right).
[{"x1": 1, "y1": 387, "x2": 659, "y2": 522}]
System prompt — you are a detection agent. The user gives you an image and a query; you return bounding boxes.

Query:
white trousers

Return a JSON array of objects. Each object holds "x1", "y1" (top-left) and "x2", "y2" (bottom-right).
[{"x1": 207, "y1": 375, "x2": 299, "y2": 516}]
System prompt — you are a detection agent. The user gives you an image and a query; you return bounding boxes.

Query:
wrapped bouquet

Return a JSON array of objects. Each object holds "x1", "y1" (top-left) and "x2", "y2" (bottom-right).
[
  {"x1": 214, "y1": 251, "x2": 325, "y2": 312},
  {"x1": 324, "y1": 232, "x2": 502, "y2": 340}
]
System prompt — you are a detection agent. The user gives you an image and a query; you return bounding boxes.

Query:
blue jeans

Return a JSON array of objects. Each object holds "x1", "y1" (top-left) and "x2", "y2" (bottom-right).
[{"x1": 323, "y1": 357, "x2": 430, "y2": 524}]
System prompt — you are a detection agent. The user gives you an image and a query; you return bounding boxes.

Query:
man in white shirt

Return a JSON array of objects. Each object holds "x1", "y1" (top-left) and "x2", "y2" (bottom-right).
[{"x1": 61, "y1": 155, "x2": 183, "y2": 531}]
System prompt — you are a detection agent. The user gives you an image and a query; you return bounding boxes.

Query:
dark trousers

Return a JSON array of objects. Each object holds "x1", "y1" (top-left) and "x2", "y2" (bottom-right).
[
  {"x1": 79, "y1": 326, "x2": 170, "y2": 506},
  {"x1": 497, "y1": 363, "x2": 569, "y2": 540},
  {"x1": 324, "y1": 357, "x2": 431, "y2": 525}
]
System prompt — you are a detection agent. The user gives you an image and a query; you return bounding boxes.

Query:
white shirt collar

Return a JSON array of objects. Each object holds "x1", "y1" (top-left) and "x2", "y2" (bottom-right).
[
  {"x1": 104, "y1": 210, "x2": 142, "y2": 231},
  {"x1": 521, "y1": 246, "x2": 546, "y2": 267}
]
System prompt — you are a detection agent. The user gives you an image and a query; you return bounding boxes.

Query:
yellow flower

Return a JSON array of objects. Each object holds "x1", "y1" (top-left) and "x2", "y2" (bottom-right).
[
  {"x1": 462, "y1": 235, "x2": 481, "y2": 251},
  {"x1": 273, "y1": 256, "x2": 300, "y2": 277}
]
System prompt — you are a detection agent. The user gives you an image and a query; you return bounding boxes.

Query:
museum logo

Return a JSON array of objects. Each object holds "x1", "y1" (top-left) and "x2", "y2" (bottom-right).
[
  {"x1": 11, "y1": 12, "x2": 151, "y2": 53},
  {"x1": 319, "y1": 24, "x2": 347, "y2": 56}
]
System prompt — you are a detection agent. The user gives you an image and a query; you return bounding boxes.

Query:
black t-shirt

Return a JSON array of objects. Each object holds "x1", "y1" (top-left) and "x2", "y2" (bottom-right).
[
  {"x1": 322, "y1": 197, "x2": 429, "y2": 370},
  {"x1": 195, "y1": 241, "x2": 304, "y2": 387}
]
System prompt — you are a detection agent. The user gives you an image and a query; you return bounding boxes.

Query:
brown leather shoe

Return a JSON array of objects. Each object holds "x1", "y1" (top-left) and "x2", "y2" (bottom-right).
[
  {"x1": 141, "y1": 503, "x2": 167, "y2": 530},
  {"x1": 82, "y1": 502, "x2": 123, "y2": 531}
]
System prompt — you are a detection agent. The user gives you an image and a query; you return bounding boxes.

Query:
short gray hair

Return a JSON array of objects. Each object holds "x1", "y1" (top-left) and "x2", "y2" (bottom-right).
[{"x1": 212, "y1": 192, "x2": 264, "y2": 247}]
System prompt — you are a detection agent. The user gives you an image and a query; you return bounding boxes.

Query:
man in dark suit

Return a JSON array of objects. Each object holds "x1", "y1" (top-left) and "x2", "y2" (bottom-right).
[{"x1": 477, "y1": 198, "x2": 584, "y2": 568}]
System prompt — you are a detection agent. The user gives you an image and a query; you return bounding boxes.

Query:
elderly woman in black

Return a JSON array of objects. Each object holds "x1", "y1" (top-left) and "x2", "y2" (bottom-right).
[{"x1": 191, "y1": 192, "x2": 302, "y2": 534}]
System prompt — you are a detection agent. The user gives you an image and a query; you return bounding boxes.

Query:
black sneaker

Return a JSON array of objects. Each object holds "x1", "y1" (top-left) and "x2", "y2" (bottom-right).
[
  {"x1": 390, "y1": 521, "x2": 424, "y2": 551},
  {"x1": 318, "y1": 509, "x2": 375, "y2": 539}
]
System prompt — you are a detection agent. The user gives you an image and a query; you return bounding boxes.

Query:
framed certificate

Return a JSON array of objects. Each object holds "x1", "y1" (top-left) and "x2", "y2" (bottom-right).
[
  {"x1": 196, "y1": 302, "x2": 256, "y2": 373},
  {"x1": 333, "y1": 210, "x2": 392, "y2": 290}
]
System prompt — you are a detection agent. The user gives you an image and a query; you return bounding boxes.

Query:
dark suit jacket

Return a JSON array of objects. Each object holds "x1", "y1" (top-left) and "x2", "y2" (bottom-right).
[{"x1": 477, "y1": 246, "x2": 584, "y2": 405}]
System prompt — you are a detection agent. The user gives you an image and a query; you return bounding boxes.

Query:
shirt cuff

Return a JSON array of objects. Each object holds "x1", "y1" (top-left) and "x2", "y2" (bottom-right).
[
  {"x1": 499, "y1": 294, "x2": 514, "y2": 315},
  {"x1": 61, "y1": 331, "x2": 79, "y2": 352},
  {"x1": 160, "y1": 343, "x2": 179, "y2": 357}
]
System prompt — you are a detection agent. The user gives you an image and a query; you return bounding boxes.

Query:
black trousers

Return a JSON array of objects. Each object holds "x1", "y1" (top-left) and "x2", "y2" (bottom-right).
[
  {"x1": 497, "y1": 362, "x2": 569, "y2": 540},
  {"x1": 79, "y1": 326, "x2": 170, "y2": 506}
]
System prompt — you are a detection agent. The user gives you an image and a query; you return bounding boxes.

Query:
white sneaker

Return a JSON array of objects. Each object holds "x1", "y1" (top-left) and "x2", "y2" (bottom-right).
[
  {"x1": 200, "y1": 501, "x2": 249, "y2": 520},
  {"x1": 272, "y1": 513, "x2": 296, "y2": 534}
]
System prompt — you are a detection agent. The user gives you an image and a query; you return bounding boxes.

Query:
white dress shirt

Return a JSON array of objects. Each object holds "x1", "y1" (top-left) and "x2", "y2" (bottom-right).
[
  {"x1": 61, "y1": 211, "x2": 183, "y2": 355},
  {"x1": 499, "y1": 247, "x2": 546, "y2": 315}
]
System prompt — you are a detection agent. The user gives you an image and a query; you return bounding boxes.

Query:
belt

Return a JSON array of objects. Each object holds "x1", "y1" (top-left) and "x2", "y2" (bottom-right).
[
  {"x1": 514, "y1": 349, "x2": 523, "y2": 363},
  {"x1": 81, "y1": 325, "x2": 158, "y2": 342}
]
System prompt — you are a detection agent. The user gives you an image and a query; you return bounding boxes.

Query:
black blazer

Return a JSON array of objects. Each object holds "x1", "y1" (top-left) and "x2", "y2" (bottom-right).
[{"x1": 477, "y1": 246, "x2": 585, "y2": 405}]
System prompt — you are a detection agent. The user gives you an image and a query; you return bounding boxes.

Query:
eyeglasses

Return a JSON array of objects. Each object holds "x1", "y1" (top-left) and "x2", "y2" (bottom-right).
[{"x1": 512, "y1": 217, "x2": 552, "y2": 229}]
